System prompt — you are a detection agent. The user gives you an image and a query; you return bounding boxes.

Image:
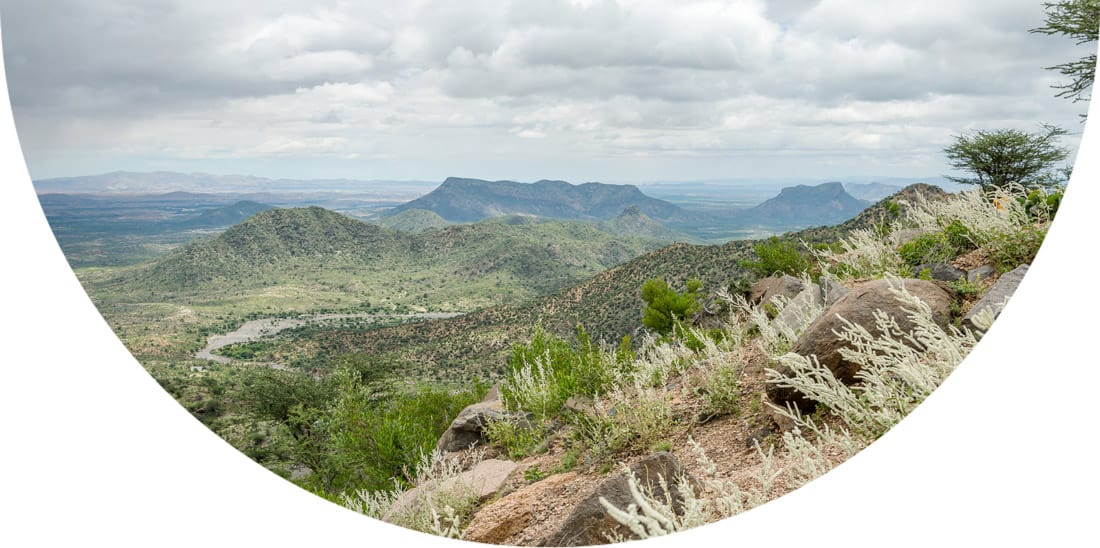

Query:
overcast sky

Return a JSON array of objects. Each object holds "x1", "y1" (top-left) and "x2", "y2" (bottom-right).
[{"x1": 0, "y1": 0, "x2": 1092, "y2": 183}]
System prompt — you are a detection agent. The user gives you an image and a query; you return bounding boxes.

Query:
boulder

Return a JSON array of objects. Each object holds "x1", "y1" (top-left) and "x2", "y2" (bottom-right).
[
  {"x1": 464, "y1": 472, "x2": 581, "y2": 545},
  {"x1": 966, "y1": 264, "x2": 996, "y2": 285},
  {"x1": 383, "y1": 458, "x2": 518, "y2": 524},
  {"x1": 435, "y1": 399, "x2": 530, "y2": 453},
  {"x1": 912, "y1": 262, "x2": 966, "y2": 282},
  {"x1": 820, "y1": 277, "x2": 849, "y2": 307},
  {"x1": 963, "y1": 264, "x2": 1029, "y2": 330},
  {"x1": 749, "y1": 275, "x2": 807, "y2": 306},
  {"x1": 543, "y1": 452, "x2": 696, "y2": 546},
  {"x1": 773, "y1": 282, "x2": 823, "y2": 335},
  {"x1": 767, "y1": 278, "x2": 955, "y2": 411}
]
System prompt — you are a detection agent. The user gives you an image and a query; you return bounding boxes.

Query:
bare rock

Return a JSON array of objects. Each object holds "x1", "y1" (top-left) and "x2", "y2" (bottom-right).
[
  {"x1": 436, "y1": 400, "x2": 530, "y2": 453},
  {"x1": 820, "y1": 277, "x2": 849, "y2": 307},
  {"x1": 966, "y1": 264, "x2": 996, "y2": 284},
  {"x1": 749, "y1": 275, "x2": 808, "y2": 306},
  {"x1": 383, "y1": 458, "x2": 518, "y2": 523},
  {"x1": 464, "y1": 472, "x2": 581, "y2": 545},
  {"x1": 774, "y1": 282, "x2": 823, "y2": 335},
  {"x1": 912, "y1": 262, "x2": 966, "y2": 282},
  {"x1": 767, "y1": 278, "x2": 955, "y2": 411},
  {"x1": 542, "y1": 452, "x2": 696, "y2": 546},
  {"x1": 963, "y1": 264, "x2": 1029, "y2": 329}
]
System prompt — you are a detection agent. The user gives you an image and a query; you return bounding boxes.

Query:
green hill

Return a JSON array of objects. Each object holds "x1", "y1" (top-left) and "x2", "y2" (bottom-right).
[
  {"x1": 376, "y1": 208, "x2": 452, "y2": 233},
  {"x1": 87, "y1": 206, "x2": 673, "y2": 316}
]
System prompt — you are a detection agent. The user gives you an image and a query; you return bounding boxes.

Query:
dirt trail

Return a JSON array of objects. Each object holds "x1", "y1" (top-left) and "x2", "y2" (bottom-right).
[{"x1": 195, "y1": 312, "x2": 463, "y2": 364}]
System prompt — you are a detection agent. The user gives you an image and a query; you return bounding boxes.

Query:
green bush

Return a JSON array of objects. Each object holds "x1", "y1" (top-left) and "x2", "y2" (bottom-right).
[
  {"x1": 897, "y1": 232, "x2": 957, "y2": 267},
  {"x1": 739, "y1": 237, "x2": 811, "y2": 278},
  {"x1": 501, "y1": 326, "x2": 621, "y2": 419},
  {"x1": 985, "y1": 225, "x2": 1047, "y2": 272},
  {"x1": 942, "y1": 220, "x2": 977, "y2": 252},
  {"x1": 641, "y1": 278, "x2": 702, "y2": 335}
]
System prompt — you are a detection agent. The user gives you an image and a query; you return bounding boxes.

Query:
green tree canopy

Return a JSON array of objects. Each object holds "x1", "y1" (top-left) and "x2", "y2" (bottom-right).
[
  {"x1": 1031, "y1": 0, "x2": 1099, "y2": 105},
  {"x1": 943, "y1": 125, "x2": 1070, "y2": 190},
  {"x1": 641, "y1": 278, "x2": 702, "y2": 335}
]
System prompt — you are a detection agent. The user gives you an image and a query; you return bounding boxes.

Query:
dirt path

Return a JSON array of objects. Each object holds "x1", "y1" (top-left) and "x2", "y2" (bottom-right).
[{"x1": 195, "y1": 312, "x2": 463, "y2": 364}]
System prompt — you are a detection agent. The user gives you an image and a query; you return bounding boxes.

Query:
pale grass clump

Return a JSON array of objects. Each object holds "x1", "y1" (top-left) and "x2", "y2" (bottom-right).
[
  {"x1": 502, "y1": 349, "x2": 559, "y2": 418},
  {"x1": 342, "y1": 449, "x2": 484, "y2": 538},
  {"x1": 767, "y1": 276, "x2": 979, "y2": 440},
  {"x1": 902, "y1": 184, "x2": 1035, "y2": 246},
  {"x1": 632, "y1": 333, "x2": 697, "y2": 387},
  {"x1": 715, "y1": 280, "x2": 826, "y2": 357},
  {"x1": 812, "y1": 226, "x2": 908, "y2": 281},
  {"x1": 575, "y1": 383, "x2": 675, "y2": 457}
]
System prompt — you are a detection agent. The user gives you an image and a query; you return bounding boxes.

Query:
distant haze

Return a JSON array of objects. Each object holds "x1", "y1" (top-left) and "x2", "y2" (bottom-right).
[{"x1": 1, "y1": 1, "x2": 1088, "y2": 182}]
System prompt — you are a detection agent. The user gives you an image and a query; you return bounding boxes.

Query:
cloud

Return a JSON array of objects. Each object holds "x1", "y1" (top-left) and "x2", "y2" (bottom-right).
[{"x1": 0, "y1": 0, "x2": 1089, "y2": 181}]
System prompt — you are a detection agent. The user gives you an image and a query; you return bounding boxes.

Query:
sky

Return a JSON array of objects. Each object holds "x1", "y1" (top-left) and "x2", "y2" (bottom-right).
[{"x1": 0, "y1": 0, "x2": 1092, "y2": 184}]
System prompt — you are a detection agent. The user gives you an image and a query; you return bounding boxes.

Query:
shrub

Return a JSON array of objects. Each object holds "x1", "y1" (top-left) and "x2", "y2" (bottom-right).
[
  {"x1": 483, "y1": 418, "x2": 546, "y2": 459},
  {"x1": 985, "y1": 224, "x2": 1047, "y2": 272},
  {"x1": 739, "y1": 237, "x2": 812, "y2": 278},
  {"x1": 502, "y1": 326, "x2": 619, "y2": 419},
  {"x1": 698, "y1": 359, "x2": 741, "y2": 419},
  {"x1": 641, "y1": 278, "x2": 703, "y2": 335},
  {"x1": 897, "y1": 232, "x2": 957, "y2": 267}
]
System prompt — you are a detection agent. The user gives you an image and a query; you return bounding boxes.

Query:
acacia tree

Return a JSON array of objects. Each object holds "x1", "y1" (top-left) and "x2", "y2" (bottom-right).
[
  {"x1": 943, "y1": 125, "x2": 1070, "y2": 190},
  {"x1": 1031, "y1": 0, "x2": 1099, "y2": 105}
]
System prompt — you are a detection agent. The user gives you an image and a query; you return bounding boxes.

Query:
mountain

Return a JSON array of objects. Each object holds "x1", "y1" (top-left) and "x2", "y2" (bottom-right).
[
  {"x1": 843, "y1": 182, "x2": 904, "y2": 202},
  {"x1": 278, "y1": 185, "x2": 941, "y2": 379},
  {"x1": 740, "y1": 182, "x2": 869, "y2": 228},
  {"x1": 598, "y1": 206, "x2": 695, "y2": 243},
  {"x1": 94, "y1": 206, "x2": 672, "y2": 313},
  {"x1": 385, "y1": 177, "x2": 692, "y2": 223},
  {"x1": 376, "y1": 208, "x2": 453, "y2": 233},
  {"x1": 176, "y1": 200, "x2": 274, "y2": 229}
]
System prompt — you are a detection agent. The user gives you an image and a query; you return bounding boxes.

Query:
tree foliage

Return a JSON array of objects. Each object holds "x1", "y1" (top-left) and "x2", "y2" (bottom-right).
[
  {"x1": 641, "y1": 278, "x2": 702, "y2": 335},
  {"x1": 943, "y1": 125, "x2": 1070, "y2": 190},
  {"x1": 1031, "y1": 0, "x2": 1100, "y2": 104},
  {"x1": 738, "y1": 237, "x2": 812, "y2": 278}
]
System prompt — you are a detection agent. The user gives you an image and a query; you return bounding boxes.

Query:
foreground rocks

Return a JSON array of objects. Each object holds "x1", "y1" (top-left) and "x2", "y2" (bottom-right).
[
  {"x1": 963, "y1": 264, "x2": 1029, "y2": 329},
  {"x1": 383, "y1": 458, "x2": 518, "y2": 523},
  {"x1": 767, "y1": 278, "x2": 955, "y2": 411},
  {"x1": 542, "y1": 452, "x2": 696, "y2": 546}
]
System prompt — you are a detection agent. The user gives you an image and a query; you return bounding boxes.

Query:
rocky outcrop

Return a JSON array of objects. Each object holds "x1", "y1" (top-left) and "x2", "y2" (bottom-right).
[
  {"x1": 436, "y1": 385, "x2": 530, "y2": 452},
  {"x1": 963, "y1": 264, "x2": 1029, "y2": 329},
  {"x1": 383, "y1": 458, "x2": 518, "y2": 524},
  {"x1": 749, "y1": 275, "x2": 807, "y2": 306},
  {"x1": 542, "y1": 452, "x2": 696, "y2": 546},
  {"x1": 767, "y1": 278, "x2": 955, "y2": 411},
  {"x1": 912, "y1": 262, "x2": 966, "y2": 282},
  {"x1": 464, "y1": 472, "x2": 583, "y2": 545},
  {"x1": 966, "y1": 264, "x2": 996, "y2": 284}
]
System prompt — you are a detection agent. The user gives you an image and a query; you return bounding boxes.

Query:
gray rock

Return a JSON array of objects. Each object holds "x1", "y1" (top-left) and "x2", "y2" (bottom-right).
[
  {"x1": 820, "y1": 277, "x2": 849, "y2": 307},
  {"x1": 966, "y1": 264, "x2": 996, "y2": 284},
  {"x1": 749, "y1": 275, "x2": 808, "y2": 306},
  {"x1": 774, "y1": 282, "x2": 823, "y2": 335},
  {"x1": 542, "y1": 452, "x2": 697, "y2": 546},
  {"x1": 435, "y1": 400, "x2": 530, "y2": 453},
  {"x1": 383, "y1": 459, "x2": 518, "y2": 524},
  {"x1": 963, "y1": 264, "x2": 1029, "y2": 330},
  {"x1": 768, "y1": 278, "x2": 956, "y2": 412},
  {"x1": 913, "y1": 262, "x2": 966, "y2": 282}
]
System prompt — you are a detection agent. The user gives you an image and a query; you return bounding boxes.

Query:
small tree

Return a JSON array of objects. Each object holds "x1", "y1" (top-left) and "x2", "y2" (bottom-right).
[
  {"x1": 1031, "y1": 0, "x2": 1099, "y2": 106},
  {"x1": 943, "y1": 125, "x2": 1070, "y2": 190},
  {"x1": 641, "y1": 278, "x2": 702, "y2": 335}
]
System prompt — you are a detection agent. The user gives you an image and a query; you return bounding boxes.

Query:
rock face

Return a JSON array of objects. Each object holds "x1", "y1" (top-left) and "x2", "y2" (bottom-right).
[
  {"x1": 436, "y1": 385, "x2": 529, "y2": 452},
  {"x1": 383, "y1": 458, "x2": 518, "y2": 524},
  {"x1": 749, "y1": 275, "x2": 807, "y2": 306},
  {"x1": 768, "y1": 278, "x2": 955, "y2": 411},
  {"x1": 966, "y1": 264, "x2": 997, "y2": 284},
  {"x1": 913, "y1": 262, "x2": 966, "y2": 282},
  {"x1": 543, "y1": 452, "x2": 695, "y2": 546},
  {"x1": 464, "y1": 472, "x2": 582, "y2": 545},
  {"x1": 963, "y1": 264, "x2": 1029, "y2": 329}
]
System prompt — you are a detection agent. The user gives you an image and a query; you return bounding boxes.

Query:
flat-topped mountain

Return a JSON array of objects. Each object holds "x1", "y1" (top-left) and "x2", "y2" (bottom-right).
[
  {"x1": 741, "y1": 182, "x2": 869, "y2": 227},
  {"x1": 386, "y1": 177, "x2": 692, "y2": 223}
]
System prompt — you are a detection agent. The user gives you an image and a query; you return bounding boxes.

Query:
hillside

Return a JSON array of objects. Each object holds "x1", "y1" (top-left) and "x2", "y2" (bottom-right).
[
  {"x1": 377, "y1": 208, "x2": 452, "y2": 233},
  {"x1": 266, "y1": 185, "x2": 941, "y2": 379},
  {"x1": 386, "y1": 177, "x2": 692, "y2": 223},
  {"x1": 87, "y1": 206, "x2": 673, "y2": 319},
  {"x1": 176, "y1": 200, "x2": 274, "y2": 229},
  {"x1": 598, "y1": 206, "x2": 695, "y2": 242}
]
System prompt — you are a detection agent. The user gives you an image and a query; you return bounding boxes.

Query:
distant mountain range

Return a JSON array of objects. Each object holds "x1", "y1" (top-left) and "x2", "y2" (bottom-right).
[
  {"x1": 385, "y1": 177, "x2": 693, "y2": 223},
  {"x1": 738, "y1": 182, "x2": 870, "y2": 227}
]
